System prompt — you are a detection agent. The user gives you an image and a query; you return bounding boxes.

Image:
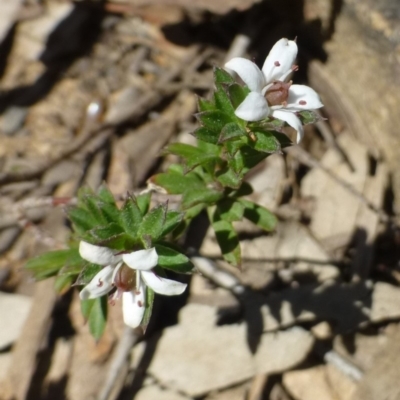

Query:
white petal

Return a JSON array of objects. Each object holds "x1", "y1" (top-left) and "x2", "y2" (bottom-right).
[
  {"x1": 272, "y1": 109, "x2": 304, "y2": 143},
  {"x1": 141, "y1": 271, "x2": 187, "y2": 296},
  {"x1": 79, "y1": 241, "x2": 120, "y2": 266},
  {"x1": 123, "y1": 248, "x2": 158, "y2": 271},
  {"x1": 79, "y1": 266, "x2": 114, "y2": 300},
  {"x1": 262, "y1": 38, "x2": 298, "y2": 82},
  {"x1": 225, "y1": 57, "x2": 266, "y2": 92},
  {"x1": 122, "y1": 285, "x2": 146, "y2": 328},
  {"x1": 286, "y1": 85, "x2": 324, "y2": 110},
  {"x1": 235, "y1": 92, "x2": 269, "y2": 121}
]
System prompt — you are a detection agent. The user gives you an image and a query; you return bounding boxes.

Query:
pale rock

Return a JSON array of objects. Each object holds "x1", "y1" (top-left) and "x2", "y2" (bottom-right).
[
  {"x1": 0, "y1": 0, "x2": 23, "y2": 42},
  {"x1": 0, "y1": 352, "x2": 12, "y2": 380},
  {"x1": 283, "y1": 366, "x2": 334, "y2": 400},
  {"x1": 135, "y1": 385, "x2": 189, "y2": 400},
  {"x1": 311, "y1": 321, "x2": 333, "y2": 340},
  {"x1": 325, "y1": 364, "x2": 357, "y2": 400},
  {"x1": 15, "y1": 3, "x2": 74, "y2": 60},
  {"x1": 132, "y1": 304, "x2": 314, "y2": 397},
  {"x1": 301, "y1": 134, "x2": 368, "y2": 248},
  {"x1": 0, "y1": 292, "x2": 32, "y2": 349},
  {"x1": 370, "y1": 282, "x2": 400, "y2": 322}
]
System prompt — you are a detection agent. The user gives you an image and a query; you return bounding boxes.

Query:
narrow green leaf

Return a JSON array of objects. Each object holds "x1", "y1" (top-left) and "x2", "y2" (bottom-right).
[
  {"x1": 137, "y1": 193, "x2": 151, "y2": 216},
  {"x1": 228, "y1": 83, "x2": 250, "y2": 110},
  {"x1": 138, "y1": 204, "x2": 167, "y2": 243},
  {"x1": 82, "y1": 195, "x2": 108, "y2": 225},
  {"x1": 218, "y1": 122, "x2": 246, "y2": 143},
  {"x1": 273, "y1": 131, "x2": 293, "y2": 148},
  {"x1": 214, "y1": 86, "x2": 235, "y2": 116},
  {"x1": 193, "y1": 127, "x2": 219, "y2": 144},
  {"x1": 208, "y1": 207, "x2": 241, "y2": 267},
  {"x1": 54, "y1": 274, "x2": 74, "y2": 294},
  {"x1": 182, "y1": 187, "x2": 223, "y2": 209},
  {"x1": 216, "y1": 199, "x2": 244, "y2": 222},
  {"x1": 197, "y1": 96, "x2": 215, "y2": 112},
  {"x1": 25, "y1": 248, "x2": 82, "y2": 280},
  {"x1": 88, "y1": 296, "x2": 108, "y2": 340},
  {"x1": 150, "y1": 171, "x2": 204, "y2": 195},
  {"x1": 155, "y1": 244, "x2": 194, "y2": 273},
  {"x1": 120, "y1": 197, "x2": 142, "y2": 237},
  {"x1": 239, "y1": 199, "x2": 277, "y2": 231},
  {"x1": 75, "y1": 263, "x2": 102, "y2": 286},
  {"x1": 196, "y1": 110, "x2": 234, "y2": 133},
  {"x1": 141, "y1": 287, "x2": 154, "y2": 329},
  {"x1": 97, "y1": 184, "x2": 117, "y2": 205},
  {"x1": 161, "y1": 211, "x2": 183, "y2": 237},
  {"x1": 216, "y1": 169, "x2": 241, "y2": 189},
  {"x1": 252, "y1": 130, "x2": 281, "y2": 153},
  {"x1": 98, "y1": 201, "x2": 121, "y2": 224},
  {"x1": 214, "y1": 66, "x2": 235, "y2": 84},
  {"x1": 68, "y1": 207, "x2": 98, "y2": 234}
]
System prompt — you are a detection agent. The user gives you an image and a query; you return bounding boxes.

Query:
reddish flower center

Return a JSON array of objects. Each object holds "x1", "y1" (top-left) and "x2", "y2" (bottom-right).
[
  {"x1": 264, "y1": 81, "x2": 291, "y2": 106},
  {"x1": 114, "y1": 265, "x2": 136, "y2": 292}
]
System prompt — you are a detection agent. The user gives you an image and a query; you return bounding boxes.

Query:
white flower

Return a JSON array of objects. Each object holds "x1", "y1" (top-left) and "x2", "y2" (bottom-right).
[
  {"x1": 225, "y1": 38, "x2": 323, "y2": 143},
  {"x1": 78, "y1": 241, "x2": 187, "y2": 329}
]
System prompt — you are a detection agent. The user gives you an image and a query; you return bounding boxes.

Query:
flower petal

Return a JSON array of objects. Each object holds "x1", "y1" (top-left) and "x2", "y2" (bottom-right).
[
  {"x1": 225, "y1": 57, "x2": 266, "y2": 92},
  {"x1": 123, "y1": 248, "x2": 158, "y2": 271},
  {"x1": 122, "y1": 284, "x2": 146, "y2": 328},
  {"x1": 141, "y1": 271, "x2": 187, "y2": 296},
  {"x1": 286, "y1": 85, "x2": 324, "y2": 110},
  {"x1": 272, "y1": 109, "x2": 304, "y2": 143},
  {"x1": 79, "y1": 265, "x2": 114, "y2": 300},
  {"x1": 235, "y1": 92, "x2": 269, "y2": 121},
  {"x1": 79, "y1": 241, "x2": 120, "y2": 266},
  {"x1": 262, "y1": 38, "x2": 297, "y2": 82}
]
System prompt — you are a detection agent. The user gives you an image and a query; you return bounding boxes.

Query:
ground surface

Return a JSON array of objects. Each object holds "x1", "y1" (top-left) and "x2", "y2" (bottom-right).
[{"x1": 1, "y1": 1, "x2": 400, "y2": 400}]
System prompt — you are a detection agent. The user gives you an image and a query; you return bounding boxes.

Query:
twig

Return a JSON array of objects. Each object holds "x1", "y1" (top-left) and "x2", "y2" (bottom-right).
[{"x1": 97, "y1": 327, "x2": 141, "y2": 400}]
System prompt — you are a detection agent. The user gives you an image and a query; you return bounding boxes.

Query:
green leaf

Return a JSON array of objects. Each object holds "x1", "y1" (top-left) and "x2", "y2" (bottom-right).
[
  {"x1": 298, "y1": 110, "x2": 320, "y2": 125},
  {"x1": 25, "y1": 248, "x2": 82, "y2": 280},
  {"x1": 68, "y1": 207, "x2": 98, "y2": 235},
  {"x1": 97, "y1": 184, "x2": 117, "y2": 205},
  {"x1": 214, "y1": 67, "x2": 235, "y2": 84},
  {"x1": 98, "y1": 201, "x2": 121, "y2": 224},
  {"x1": 141, "y1": 287, "x2": 154, "y2": 329},
  {"x1": 214, "y1": 86, "x2": 235, "y2": 116},
  {"x1": 138, "y1": 203, "x2": 167, "y2": 244},
  {"x1": 182, "y1": 187, "x2": 223, "y2": 209},
  {"x1": 218, "y1": 122, "x2": 246, "y2": 143},
  {"x1": 82, "y1": 195, "x2": 108, "y2": 225},
  {"x1": 89, "y1": 224, "x2": 132, "y2": 250},
  {"x1": 208, "y1": 207, "x2": 241, "y2": 267},
  {"x1": 197, "y1": 96, "x2": 215, "y2": 112},
  {"x1": 82, "y1": 297, "x2": 108, "y2": 340},
  {"x1": 166, "y1": 142, "x2": 220, "y2": 170},
  {"x1": 150, "y1": 171, "x2": 204, "y2": 195},
  {"x1": 137, "y1": 192, "x2": 151, "y2": 216},
  {"x1": 216, "y1": 199, "x2": 244, "y2": 222},
  {"x1": 75, "y1": 263, "x2": 102, "y2": 285},
  {"x1": 161, "y1": 211, "x2": 183, "y2": 237},
  {"x1": 155, "y1": 244, "x2": 194, "y2": 273},
  {"x1": 120, "y1": 197, "x2": 142, "y2": 237},
  {"x1": 54, "y1": 274, "x2": 74, "y2": 294},
  {"x1": 273, "y1": 131, "x2": 293, "y2": 148},
  {"x1": 252, "y1": 130, "x2": 281, "y2": 153},
  {"x1": 228, "y1": 144, "x2": 268, "y2": 174},
  {"x1": 192, "y1": 127, "x2": 219, "y2": 144},
  {"x1": 216, "y1": 166, "x2": 241, "y2": 189},
  {"x1": 233, "y1": 181, "x2": 254, "y2": 197},
  {"x1": 239, "y1": 199, "x2": 277, "y2": 231},
  {"x1": 228, "y1": 83, "x2": 250, "y2": 110},
  {"x1": 196, "y1": 110, "x2": 233, "y2": 133}
]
